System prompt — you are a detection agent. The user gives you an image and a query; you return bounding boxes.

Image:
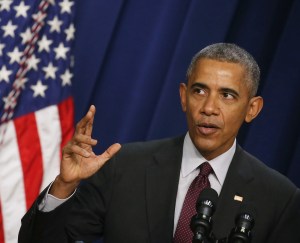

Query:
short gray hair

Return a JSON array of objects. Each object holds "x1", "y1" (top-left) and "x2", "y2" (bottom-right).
[{"x1": 186, "y1": 43, "x2": 260, "y2": 97}]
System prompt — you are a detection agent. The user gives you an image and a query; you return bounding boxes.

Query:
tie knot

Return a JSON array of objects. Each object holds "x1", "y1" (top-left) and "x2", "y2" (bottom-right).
[{"x1": 199, "y1": 162, "x2": 213, "y2": 176}]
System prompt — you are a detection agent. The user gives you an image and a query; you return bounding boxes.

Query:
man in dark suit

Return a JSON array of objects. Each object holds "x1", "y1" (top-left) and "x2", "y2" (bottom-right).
[{"x1": 19, "y1": 43, "x2": 300, "y2": 243}]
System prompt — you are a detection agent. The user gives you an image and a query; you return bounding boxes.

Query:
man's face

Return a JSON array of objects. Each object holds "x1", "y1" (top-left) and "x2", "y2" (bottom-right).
[{"x1": 180, "y1": 58, "x2": 263, "y2": 160}]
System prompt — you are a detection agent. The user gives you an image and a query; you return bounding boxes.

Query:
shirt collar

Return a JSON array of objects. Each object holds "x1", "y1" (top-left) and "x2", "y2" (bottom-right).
[{"x1": 181, "y1": 132, "x2": 236, "y2": 186}]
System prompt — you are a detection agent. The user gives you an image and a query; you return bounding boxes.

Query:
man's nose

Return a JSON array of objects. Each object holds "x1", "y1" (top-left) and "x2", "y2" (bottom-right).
[{"x1": 200, "y1": 94, "x2": 220, "y2": 116}]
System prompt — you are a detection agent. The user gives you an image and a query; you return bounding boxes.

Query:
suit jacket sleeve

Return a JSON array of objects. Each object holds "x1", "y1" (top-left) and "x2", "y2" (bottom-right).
[
  {"x1": 18, "y1": 156, "x2": 115, "y2": 243},
  {"x1": 267, "y1": 188, "x2": 300, "y2": 243},
  {"x1": 18, "y1": 186, "x2": 74, "y2": 243}
]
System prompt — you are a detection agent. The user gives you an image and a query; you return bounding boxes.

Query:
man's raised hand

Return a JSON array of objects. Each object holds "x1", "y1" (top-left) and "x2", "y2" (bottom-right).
[{"x1": 50, "y1": 105, "x2": 121, "y2": 198}]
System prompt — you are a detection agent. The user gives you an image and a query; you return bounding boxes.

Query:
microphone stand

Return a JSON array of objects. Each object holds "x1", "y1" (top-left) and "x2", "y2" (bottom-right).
[{"x1": 191, "y1": 214, "x2": 214, "y2": 243}]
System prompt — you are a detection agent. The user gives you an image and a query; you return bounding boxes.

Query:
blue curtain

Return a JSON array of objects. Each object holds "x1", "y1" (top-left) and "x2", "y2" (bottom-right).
[{"x1": 72, "y1": 0, "x2": 300, "y2": 188}]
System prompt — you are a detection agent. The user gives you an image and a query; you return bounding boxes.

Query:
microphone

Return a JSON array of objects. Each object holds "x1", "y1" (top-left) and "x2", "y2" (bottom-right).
[
  {"x1": 228, "y1": 203, "x2": 256, "y2": 243},
  {"x1": 190, "y1": 188, "x2": 218, "y2": 243}
]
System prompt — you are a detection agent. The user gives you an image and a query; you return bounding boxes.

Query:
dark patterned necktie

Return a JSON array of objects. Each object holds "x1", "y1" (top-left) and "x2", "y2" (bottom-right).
[{"x1": 173, "y1": 162, "x2": 213, "y2": 243}]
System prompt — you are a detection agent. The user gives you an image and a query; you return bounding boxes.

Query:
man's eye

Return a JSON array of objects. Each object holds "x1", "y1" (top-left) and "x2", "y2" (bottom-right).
[
  {"x1": 223, "y1": 93, "x2": 235, "y2": 99},
  {"x1": 193, "y1": 88, "x2": 205, "y2": 95}
]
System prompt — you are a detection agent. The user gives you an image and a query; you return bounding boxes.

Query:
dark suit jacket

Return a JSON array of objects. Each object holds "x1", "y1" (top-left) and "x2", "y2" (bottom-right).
[{"x1": 19, "y1": 136, "x2": 300, "y2": 243}]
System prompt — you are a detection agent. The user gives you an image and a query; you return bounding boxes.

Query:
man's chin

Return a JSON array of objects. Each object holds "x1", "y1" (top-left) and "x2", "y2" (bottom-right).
[{"x1": 193, "y1": 142, "x2": 218, "y2": 159}]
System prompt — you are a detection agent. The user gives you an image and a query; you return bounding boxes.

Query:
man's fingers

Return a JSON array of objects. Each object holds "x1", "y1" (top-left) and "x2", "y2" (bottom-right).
[
  {"x1": 96, "y1": 143, "x2": 121, "y2": 169},
  {"x1": 75, "y1": 105, "x2": 96, "y2": 135},
  {"x1": 72, "y1": 134, "x2": 97, "y2": 146},
  {"x1": 64, "y1": 143, "x2": 91, "y2": 158},
  {"x1": 85, "y1": 108, "x2": 94, "y2": 136},
  {"x1": 100, "y1": 143, "x2": 122, "y2": 161}
]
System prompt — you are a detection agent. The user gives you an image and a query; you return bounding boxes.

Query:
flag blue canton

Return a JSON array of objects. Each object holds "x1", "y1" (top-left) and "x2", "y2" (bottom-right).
[{"x1": 0, "y1": 0, "x2": 75, "y2": 121}]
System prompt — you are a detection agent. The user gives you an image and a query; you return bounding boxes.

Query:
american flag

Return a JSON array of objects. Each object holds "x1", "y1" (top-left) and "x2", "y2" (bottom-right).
[{"x1": 0, "y1": 1, "x2": 75, "y2": 242}]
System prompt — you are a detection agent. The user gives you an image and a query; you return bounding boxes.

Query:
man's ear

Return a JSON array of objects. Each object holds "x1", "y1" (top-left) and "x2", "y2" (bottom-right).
[
  {"x1": 179, "y1": 83, "x2": 187, "y2": 112},
  {"x1": 245, "y1": 96, "x2": 264, "y2": 123}
]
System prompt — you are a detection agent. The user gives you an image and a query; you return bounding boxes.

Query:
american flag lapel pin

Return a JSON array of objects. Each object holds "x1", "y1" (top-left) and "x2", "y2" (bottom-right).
[{"x1": 234, "y1": 195, "x2": 243, "y2": 202}]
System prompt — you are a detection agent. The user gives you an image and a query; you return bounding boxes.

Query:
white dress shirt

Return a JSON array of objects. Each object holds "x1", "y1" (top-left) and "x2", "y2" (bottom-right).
[
  {"x1": 173, "y1": 133, "x2": 236, "y2": 233},
  {"x1": 38, "y1": 181, "x2": 74, "y2": 212}
]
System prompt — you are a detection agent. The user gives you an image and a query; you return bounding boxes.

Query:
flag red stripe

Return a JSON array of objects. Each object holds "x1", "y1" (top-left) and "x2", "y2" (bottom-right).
[
  {"x1": 58, "y1": 97, "x2": 75, "y2": 157},
  {"x1": 14, "y1": 114, "x2": 44, "y2": 209},
  {"x1": 0, "y1": 203, "x2": 4, "y2": 243}
]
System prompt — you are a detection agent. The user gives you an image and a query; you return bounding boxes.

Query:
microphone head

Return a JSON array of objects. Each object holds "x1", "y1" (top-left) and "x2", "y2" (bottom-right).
[
  {"x1": 190, "y1": 188, "x2": 218, "y2": 240},
  {"x1": 236, "y1": 202, "x2": 256, "y2": 227},
  {"x1": 196, "y1": 188, "x2": 218, "y2": 210},
  {"x1": 230, "y1": 202, "x2": 256, "y2": 242}
]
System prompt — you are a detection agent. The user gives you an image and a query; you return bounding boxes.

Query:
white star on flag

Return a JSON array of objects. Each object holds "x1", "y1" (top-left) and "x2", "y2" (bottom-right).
[
  {"x1": 65, "y1": 23, "x2": 75, "y2": 41},
  {"x1": 20, "y1": 28, "x2": 32, "y2": 44},
  {"x1": 54, "y1": 43, "x2": 70, "y2": 60},
  {"x1": 48, "y1": 16, "x2": 63, "y2": 33},
  {"x1": 13, "y1": 2, "x2": 30, "y2": 18},
  {"x1": 0, "y1": 65, "x2": 13, "y2": 83},
  {"x1": 2, "y1": 95, "x2": 17, "y2": 110},
  {"x1": 2, "y1": 20, "x2": 18, "y2": 38},
  {"x1": 30, "y1": 80, "x2": 48, "y2": 97},
  {"x1": 43, "y1": 62, "x2": 58, "y2": 79},
  {"x1": 59, "y1": 0, "x2": 74, "y2": 14},
  {"x1": 60, "y1": 69, "x2": 73, "y2": 86},
  {"x1": 0, "y1": 43, "x2": 5, "y2": 56},
  {"x1": 27, "y1": 54, "x2": 41, "y2": 71},
  {"x1": 0, "y1": 0, "x2": 13, "y2": 12},
  {"x1": 7, "y1": 47, "x2": 23, "y2": 64},
  {"x1": 38, "y1": 35, "x2": 53, "y2": 52}
]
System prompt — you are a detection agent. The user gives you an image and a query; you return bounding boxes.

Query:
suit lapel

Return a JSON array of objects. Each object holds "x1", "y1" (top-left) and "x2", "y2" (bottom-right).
[
  {"x1": 212, "y1": 145, "x2": 255, "y2": 239},
  {"x1": 145, "y1": 140, "x2": 256, "y2": 241},
  {"x1": 145, "y1": 137, "x2": 183, "y2": 243}
]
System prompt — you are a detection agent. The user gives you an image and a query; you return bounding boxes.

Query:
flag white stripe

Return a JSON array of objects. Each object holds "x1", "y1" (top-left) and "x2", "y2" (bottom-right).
[
  {"x1": 35, "y1": 105, "x2": 62, "y2": 192},
  {"x1": 0, "y1": 122, "x2": 26, "y2": 243}
]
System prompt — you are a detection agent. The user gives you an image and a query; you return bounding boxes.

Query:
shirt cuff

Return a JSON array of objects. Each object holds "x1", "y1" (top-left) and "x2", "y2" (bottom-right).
[{"x1": 38, "y1": 181, "x2": 76, "y2": 212}]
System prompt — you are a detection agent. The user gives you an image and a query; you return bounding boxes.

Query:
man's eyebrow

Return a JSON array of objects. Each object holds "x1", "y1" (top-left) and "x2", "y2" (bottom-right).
[
  {"x1": 190, "y1": 82, "x2": 208, "y2": 89},
  {"x1": 220, "y1": 87, "x2": 240, "y2": 97},
  {"x1": 190, "y1": 82, "x2": 240, "y2": 97}
]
